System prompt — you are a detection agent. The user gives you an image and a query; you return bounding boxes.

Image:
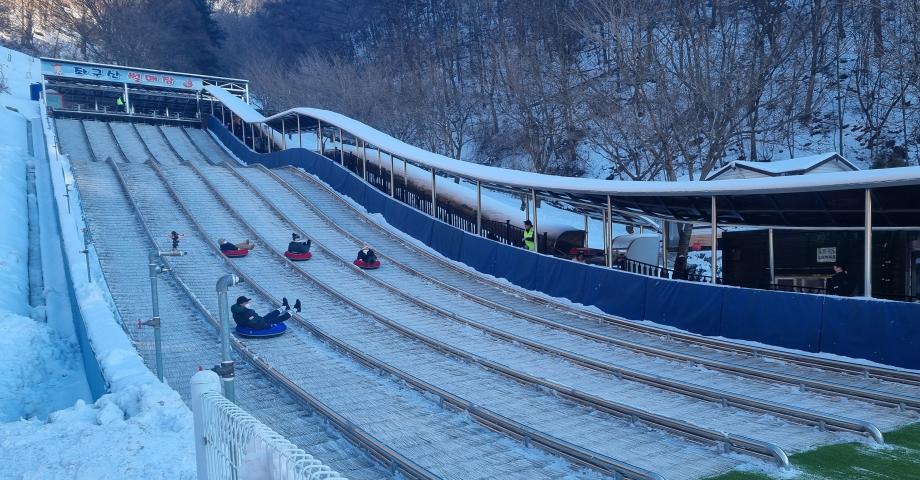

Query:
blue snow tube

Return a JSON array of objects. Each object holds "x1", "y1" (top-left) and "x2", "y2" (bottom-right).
[{"x1": 235, "y1": 323, "x2": 287, "y2": 338}]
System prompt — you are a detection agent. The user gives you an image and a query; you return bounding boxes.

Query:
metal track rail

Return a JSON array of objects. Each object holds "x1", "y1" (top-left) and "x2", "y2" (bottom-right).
[
  {"x1": 140, "y1": 154, "x2": 666, "y2": 480},
  {"x1": 236, "y1": 164, "x2": 888, "y2": 444},
  {"x1": 184, "y1": 158, "x2": 797, "y2": 469},
  {"x1": 161, "y1": 159, "x2": 676, "y2": 479},
  {"x1": 98, "y1": 124, "x2": 438, "y2": 480},
  {"x1": 107, "y1": 158, "x2": 435, "y2": 480},
  {"x1": 61, "y1": 128, "x2": 387, "y2": 478},
  {"x1": 274, "y1": 165, "x2": 920, "y2": 407}
]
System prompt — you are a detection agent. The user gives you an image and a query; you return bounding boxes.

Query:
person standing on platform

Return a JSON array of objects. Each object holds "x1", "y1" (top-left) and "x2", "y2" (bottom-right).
[
  {"x1": 523, "y1": 220, "x2": 536, "y2": 251},
  {"x1": 826, "y1": 262, "x2": 855, "y2": 296}
]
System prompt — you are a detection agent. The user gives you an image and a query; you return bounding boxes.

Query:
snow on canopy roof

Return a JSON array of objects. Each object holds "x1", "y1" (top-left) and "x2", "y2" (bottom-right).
[
  {"x1": 205, "y1": 86, "x2": 920, "y2": 197},
  {"x1": 707, "y1": 153, "x2": 859, "y2": 180},
  {"x1": 206, "y1": 85, "x2": 920, "y2": 227}
]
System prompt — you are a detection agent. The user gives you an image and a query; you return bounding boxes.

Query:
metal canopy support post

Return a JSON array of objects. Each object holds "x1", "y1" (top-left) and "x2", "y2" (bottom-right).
[
  {"x1": 317, "y1": 120, "x2": 324, "y2": 155},
  {"x1": 431, "y1": 167, "x2": 437, "y2": 216},
  {"x1": 220, "y1": 104, "x2": 225, "y2": 125},
  {"x1": 281, "y1": 119, "x2": 286, "y2": 150},
  {"x1": 475, "y1": 180, "x2": 482, "y2": 235},
  {"x1": 297, "y1": 114, "x2": 302, "y2": 148},
  {"x1": 361, "y1": 139, "x2": 367, "y2": 181},
  {"x1": 123, "y1": 83, "x2": 130, "y2": 114},
  {"x1": 711, "y1": 196, "x2": 718, "y2": 284},
  {"x1": 768, "y1": 228, "x2": 776, "y2": 284},
  {"x1": 387, "y1": 150, "x2": 395, "y2": 197},
  {"x1": 266, "y1": 124, "x2": 272, "y2": 153},
  {"x1": 216, "y1": 274, "x2": 240, "y2": 402},
  {"x1": 532, "y1": 189, "x2": 539, "y2": 253},
  {"x1": 865, "y1": 189, "x2": 873, "y2": 297},
  {"x1": 661, "y1": 221, "x2": 669, "y2": 269},
  {"x1": 250, "y1": 123, "x2": 256, "y2": 151},
  {"x1": 605, "y1": 196, "x2": 613, "y2": 267},
  {"x1": 339, "y1": 128, "x2": 345, "y2": 164},
  {"x1": 584, "y1": 215, "x2": 589, "y2": 248},
  {"x1": 230, "y1": 112, "x2": 235, "y2": 136}
]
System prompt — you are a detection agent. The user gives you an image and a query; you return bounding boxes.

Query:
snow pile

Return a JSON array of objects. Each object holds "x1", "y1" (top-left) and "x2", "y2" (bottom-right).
[
  {"x1": 0, "y1": 110, "x2": 30, "y2": 316},
  {"x1": 0, "y1": 310, "x2": 88, "y2": 422},
  {"x1": 0, "y1": 382, "x2": 194, "y2": 480}
]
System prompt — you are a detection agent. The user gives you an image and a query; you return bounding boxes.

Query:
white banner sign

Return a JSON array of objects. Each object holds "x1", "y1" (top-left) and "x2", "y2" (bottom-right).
[
  {"x1": 42, "y1": 59, "x2": 203, "y2": 91},
  {"x1": 817, "y1": 247, "x2": 837, "y2": 263}
]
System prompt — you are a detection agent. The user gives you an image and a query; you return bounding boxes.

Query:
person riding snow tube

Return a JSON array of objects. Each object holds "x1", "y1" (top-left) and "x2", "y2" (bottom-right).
[
  {"x1": 285, "y1": 233, "x2": 312, "y2": 261},
  {"x1": 354, "y1": 245, "x2": 380, "y2": 269},
  {"x1": 220, "y1": 238, "x2": 254, "y2": 257},
  {"x1": 231, "y1": 296, "x2": 300, "y2": 337}
]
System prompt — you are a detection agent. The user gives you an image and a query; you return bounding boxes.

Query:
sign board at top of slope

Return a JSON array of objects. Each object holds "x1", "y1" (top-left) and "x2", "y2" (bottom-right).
[
  {"x1": 817, "y1": 247, "x2": 836, "y2": 263},
  {"x1": 41, "y1": 59, "x2": 204, "y2": 91}
]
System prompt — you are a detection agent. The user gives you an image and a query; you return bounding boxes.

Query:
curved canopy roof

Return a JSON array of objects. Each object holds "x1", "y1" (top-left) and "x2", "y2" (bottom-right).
[{"x1": 206, "y1": 85, "x2": 920, "y2": 229}]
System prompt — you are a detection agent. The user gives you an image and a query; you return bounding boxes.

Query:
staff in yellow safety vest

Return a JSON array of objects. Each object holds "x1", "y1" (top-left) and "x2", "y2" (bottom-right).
[
  {"x1": 116, "y1": 96, "x2": 125, "y2": 111},
  {"x1": 523, "y1": 220, "x2": 536, "y2": 251}
]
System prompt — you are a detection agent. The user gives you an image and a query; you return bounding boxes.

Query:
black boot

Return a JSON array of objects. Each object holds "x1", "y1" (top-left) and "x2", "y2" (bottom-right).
[
  {"x1": 282, "y1": 297, "x2": 290, "y2": 310},
  {"x1": 294, "y1": 299, "x2": 302, "y2": 313}
]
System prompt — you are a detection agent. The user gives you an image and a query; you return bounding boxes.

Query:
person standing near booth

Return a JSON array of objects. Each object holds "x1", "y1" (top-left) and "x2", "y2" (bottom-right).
[{"x1": 523, "y1": 220, "x2": 536, "y2": 251}]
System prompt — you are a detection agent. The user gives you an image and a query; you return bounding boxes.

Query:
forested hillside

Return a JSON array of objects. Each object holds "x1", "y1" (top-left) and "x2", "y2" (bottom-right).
[{"x1": 3, "y1": 0, "x2": 919, "y2": 179}]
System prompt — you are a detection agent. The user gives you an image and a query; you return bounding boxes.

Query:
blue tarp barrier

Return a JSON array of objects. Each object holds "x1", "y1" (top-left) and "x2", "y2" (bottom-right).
[
  {"x1": 644, "y1": 278, "x2": 722, "y2": 336},
  {"x1": 459, "y1": 232, "x2": 497, "y2": 275},
  {"x1": 208, "y1": 116, "x2": 920, "y2": 369},
  {"x1": 401, "y1": 207, "x2": 434, "y2": 245},
  {"x1": 582, "y1": 268, "x2": 647, "y2": 321},
  {"x1": 820, "y1": 298, "x2": 920, "y2": 368},
  {"x1": 430, "y1": 221, "x2": 464, "y2": 261},
  {"x1": 720, "y1": 288, "x2": 825, "y2": 352},
  {"x1": 534, "y1": 255, "x2": 585, "y2": 304},
  {"x1": 492, "y1": 245, "x2": 538, "y2": 291},
  {"x1": 363, "y1": 186, "x2": 387, "y2": 215}
]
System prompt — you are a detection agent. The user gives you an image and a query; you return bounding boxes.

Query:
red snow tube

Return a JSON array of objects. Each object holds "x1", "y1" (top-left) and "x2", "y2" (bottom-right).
[
  {"x1": 223, "y1": 249, "x2": 249, "y2": 258},
  {"x1": 354, "y1": 259, "x2": 381, "y2": 270},
  {"x1": 284, "y1": 251, "x2": 312, "y2": 261}
]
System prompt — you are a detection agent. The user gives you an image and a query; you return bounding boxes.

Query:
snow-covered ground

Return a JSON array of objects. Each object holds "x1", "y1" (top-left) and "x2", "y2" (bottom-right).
[{"x1": 0, "y1": 46, "x2": 195, "y2": 479}]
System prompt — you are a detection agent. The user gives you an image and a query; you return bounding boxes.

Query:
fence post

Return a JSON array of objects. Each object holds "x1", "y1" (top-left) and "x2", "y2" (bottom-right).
[{"x1": 191, "y1": 369, "x2": 221, "y2": 480}]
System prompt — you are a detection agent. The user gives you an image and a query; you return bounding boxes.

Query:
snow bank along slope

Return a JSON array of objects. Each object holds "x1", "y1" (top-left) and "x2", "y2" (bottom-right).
[{"x1": 0, "y1": 47, "x2": 194, "y2": 479}]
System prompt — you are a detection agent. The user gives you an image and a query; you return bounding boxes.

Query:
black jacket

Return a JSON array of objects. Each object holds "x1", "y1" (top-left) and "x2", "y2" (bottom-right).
[
  {"x1": 288, "y1": 240, "x2": 311, "y2": 254},
  {"x1": 357, "y1": 249, "x2": 377, "y2": 264},
  {"x1": 221, "y1": 242, "x2": 238, "y2": 252},
  {"x1": 826, "y1": 271, "x2": 855, "y2": 297},
  {"x1": 231, "y1": 303, "x2": 268, "y2": 329}
]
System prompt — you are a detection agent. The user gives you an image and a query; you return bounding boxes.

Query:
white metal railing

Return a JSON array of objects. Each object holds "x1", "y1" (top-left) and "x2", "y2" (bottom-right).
[{"x1": 191, "y1": 371, "x2": 347, "y2": 480}]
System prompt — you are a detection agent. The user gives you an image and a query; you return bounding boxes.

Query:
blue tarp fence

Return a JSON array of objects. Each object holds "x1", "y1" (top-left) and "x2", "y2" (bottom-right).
[{"x1": 209, "y1": 116, "x2": 920, "y2": 370}]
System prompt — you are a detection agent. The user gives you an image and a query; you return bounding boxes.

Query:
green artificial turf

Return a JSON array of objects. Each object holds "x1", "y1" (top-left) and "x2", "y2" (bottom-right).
[{"x1": 706, "y1": 423, "x2": 920, "y2": 480}]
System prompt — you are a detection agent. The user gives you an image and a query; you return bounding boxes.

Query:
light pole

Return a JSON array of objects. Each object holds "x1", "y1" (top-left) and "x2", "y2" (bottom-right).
[
  {"x1": 215, "y1": 274, "x2": 242, "y2": 402},
  {"x1": 141, "y1": 249, "x2": 186, "y2": 382}
]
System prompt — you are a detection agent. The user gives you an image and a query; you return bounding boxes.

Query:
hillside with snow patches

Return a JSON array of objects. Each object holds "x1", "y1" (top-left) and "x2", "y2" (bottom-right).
[{"x1": 0, "y1": 47, "x2": 195, "y2": 479}]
